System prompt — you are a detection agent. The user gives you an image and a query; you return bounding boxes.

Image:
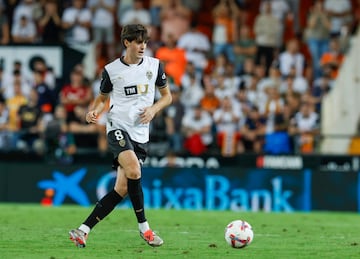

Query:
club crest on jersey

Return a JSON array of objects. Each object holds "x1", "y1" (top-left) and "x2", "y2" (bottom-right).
[
  {"x1": 146, "y1": 71, "x2": 153, "y2": 80},
  {"x1": 119, "y1": 139, "x2": 126, "y2": 147},
  {"x1": 124, "y1": 85, "x2": 149, "y2": 96}
]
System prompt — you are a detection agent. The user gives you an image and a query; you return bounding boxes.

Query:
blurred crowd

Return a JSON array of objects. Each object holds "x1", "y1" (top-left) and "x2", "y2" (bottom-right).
[{"x1": 0, "y1": 0, "x2": 360, "y2": 162}]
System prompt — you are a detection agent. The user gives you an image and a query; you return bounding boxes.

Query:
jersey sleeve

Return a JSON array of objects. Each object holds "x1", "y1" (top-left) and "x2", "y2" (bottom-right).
[
  {"x1": 155, "y1": 62, "x2": 167, "y2": 89},
  {"x1": 99, "y1": 69, "x2": 113, "y2": 94}
]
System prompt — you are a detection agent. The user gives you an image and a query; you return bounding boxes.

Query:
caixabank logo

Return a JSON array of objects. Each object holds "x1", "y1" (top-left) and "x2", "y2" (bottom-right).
[{"x1": 37, "y1": 168, "x2": 90, "y2": 206}]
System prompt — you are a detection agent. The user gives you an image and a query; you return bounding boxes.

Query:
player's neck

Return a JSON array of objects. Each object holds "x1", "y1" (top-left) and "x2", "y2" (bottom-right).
[{"x1": 122, "y1": 55, "x2": 142, "y2": 65}]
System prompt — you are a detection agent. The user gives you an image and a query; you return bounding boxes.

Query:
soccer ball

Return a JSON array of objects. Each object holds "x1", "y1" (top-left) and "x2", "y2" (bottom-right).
[{"x1": 224, "y1": 220, "x2": 254, "y2": 248}]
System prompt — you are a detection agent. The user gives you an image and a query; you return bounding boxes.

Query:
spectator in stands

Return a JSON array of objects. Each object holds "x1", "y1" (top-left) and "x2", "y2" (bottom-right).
[
  {"x1": 60, "y1": 67, "x2": 93, "y2": 124},
  {"x1": 30, "y1": 56, "x2": 56, "y2": 90},
  {"x1": 258, "y1": 63, "x2": 282, "y2": 93},
  {"x1": 41, "y1": 104, "x2": 77, "y2": 164},
  {"x1": 233, "y1": 24, "x2": 257, "y2": 76},
  {"x1": 177, "y1": 20, "x2": 211, "y2": 76},
  {"x1": 37, "y1": 0, "x2": 62, "y2": 44},
  {"x1": 181, "y1": 0, "x2": 201, "y2": 13},
  {"x1": 180, "y1": 61, "x2": 201, "y2": 89},
  {"x1": 88, "y1": 0, "x2": 116, "y2": 62},
  {"x1": 67, "y1": 102, "x2": 97, "y2": 134},
  {"x1": 0, "y1": 5, "x2": 10, "y2": 45},
  {"x1": 180, "y1": 73, "x2": 204, "y2": 112},
  {"x1": 253, "y1": 65, "x2": 270, "y2": 114},
  {"x1": 17, "y1": 89, "x2": 41, "y2": 133},
  {"x1": 238, "y1": 57, "x2": 255, "y2": 87},
  {"x1": 119, "y1": 0, "x2": 151, "y2": 27},
  {"x1": 149, "y1": 108, "x2": 168, "y2": 153},
  {"x1": 155, "y1": 33, "x2": 187, "y2": 86},
  {"x1": 1, "y1": 0, "x2": 20, "y2": 37},
  {"x1": 16, "y1": 88, "x2": 43, "y2": 153},
  {"x1": 11, "y1": 15, "x2": 36, "y2": 43},
  {"x1": 200, "y1": 74, "x2": 221, "y2": 116},
  {"x1": 224, "y1": 62, "x2": 243, "y2": 94},
  {"x1": 64, "y1": 68, "x2": 97, "y2": 141},
  {"x1": 149, "y1": 0, "x2": 170, "y2": 27},
  {"x1": 304, "y1": 0, "x2": 331, "y2": 79},
  {"x1": 324, "y1": 0, "x2": 352, "y2": 37},
  {"x1": 255, "y1": 62, "x2": 270, "y2": 90},
  {"x1": 62, "y1": 0, "x2": 92, "y2": 45},
  {"x1": 300, "y1": 90, "x2": 317, "y2": 108},
  {"x1": 263, "y1": 101, "x2": 292, "y2": 154},
  {"x1": 214, "y1": 73, "x2": 236, "y2": 101},
  {"x1": 279, "y1": 66, "x2": 309, "y2": 95},
  {"x1": 13, "y1": 0, "x2": 41, "y2": 25},
  {"x1": 320, "y1": 37, "x2": 344, "y2": 80},
  {"x1": 0, "y1": 94, "x2": 12, "y2": 149},
  {"x1": 160, "y1": 0, "x2": 191, "y2": 42},
  {"x1": 260, "y1": 0, "x2": 290, "y2": 45},
  {"x1": 260, "y1": 0, "x2": 290, "y2": 23},
  {"x1": 211, "y1": 0, "x2": 238, "y2": 63},
  {"x1": 146, "y1": 25, "x2": 163, "y2": 56},
  {"x1": 6, "y1": 78, "x2": 27, "y2": 132},
  {"x1": 164, "y1": 86, "x2": 185, "y2": 154},
  {"x1": 214, "y1": 96, "x2": 242, "y2": 157},
  {"x1": 288, "y1": 101, "x2": 320, "y2": 153},
  {"x1": 244, "y1": 75, "x2": 260, "y2": 109},
  {"x1": 233, "y1": 84, "x2": 252, "y2": 121},
  {"x1": 284, "y1": 91, "x2": 301, "y2": 118},
  {"x1": 182, "y1": 104, "x2": 213, "y2": 155},
  {"x1": 312, "y1": 66, "x2": 333, "y2": 112},
  {"x1": 2, "y1": 69, "x2": 31, "y2": 100},
  {"x1": 263, "y1": 85, "x2": 284, "y2": 133},
  {"x1": 278, "y1": 38, "x2": 305, "y2": 78},
  {"x1": 13, "y1": 60, "x2": 22, "y2": 73},
  {"x1": 211, "y1": 52, "x2": 228, "y2": 77},
  {"x1": 33, "y1": 69, "x2": 55, "y2": 112},
  {"x1": 239, "y1": 105, "x2": 267, "y2": 153},
  {"x1": 116, "y1": 0, "x2": 134, "y2": 20},
  {"x1": 254, "y1": 0, "x2": 281, "y2": 74},
  {"x1": 282, "y1": 9, "x2": 297, "y2": 44}
]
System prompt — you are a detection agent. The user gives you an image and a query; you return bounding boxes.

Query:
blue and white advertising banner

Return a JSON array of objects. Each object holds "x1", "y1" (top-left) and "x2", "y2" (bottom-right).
[{"x1": 0, "y1": 162, "x2": 359, "y2": 212}]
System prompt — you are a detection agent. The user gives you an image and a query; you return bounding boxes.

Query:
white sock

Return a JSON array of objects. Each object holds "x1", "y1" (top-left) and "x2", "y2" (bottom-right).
[
  {"x1": 139, "y1": 221, "x2": 150, "y2": 233},
  {"x1": 78, "y1": 224, "x2": 90, "y2": 235}
]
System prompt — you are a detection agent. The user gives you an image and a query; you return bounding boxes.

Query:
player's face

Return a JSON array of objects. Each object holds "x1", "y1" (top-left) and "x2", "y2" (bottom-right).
[{"x1": 127, "y1": 39, "x2": 147, "y2": 60}]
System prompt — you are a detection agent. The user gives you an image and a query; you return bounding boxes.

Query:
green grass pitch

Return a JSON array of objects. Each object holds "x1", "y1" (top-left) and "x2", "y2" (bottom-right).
[{"x1": 1, "y1": 203, "x2": 360, "y2": 258}]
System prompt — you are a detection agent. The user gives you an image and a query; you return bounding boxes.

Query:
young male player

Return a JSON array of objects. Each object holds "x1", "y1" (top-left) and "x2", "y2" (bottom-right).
[{"x1": 69, "y1": 24, "x2": 172, "y2": 248}]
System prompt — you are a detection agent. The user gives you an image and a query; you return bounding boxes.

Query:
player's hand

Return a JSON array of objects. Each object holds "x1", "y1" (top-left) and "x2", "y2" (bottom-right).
[
  {"x1": 139, "y1": 107, "x2": 155, "y2": 124},
  {"x1": 86, "y1": 110, "x2": 98, "y2": 123}
]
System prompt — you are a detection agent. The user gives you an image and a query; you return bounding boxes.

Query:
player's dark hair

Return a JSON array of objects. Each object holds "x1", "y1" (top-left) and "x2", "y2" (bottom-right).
[{"x1": 121, "y1": 24, "x2": 149, "y2": 48}]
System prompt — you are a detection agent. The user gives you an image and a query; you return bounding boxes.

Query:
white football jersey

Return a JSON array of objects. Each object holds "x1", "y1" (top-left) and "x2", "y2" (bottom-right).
[{"x1": 100, "y1": 56, "x2": 167, "y2": 143}]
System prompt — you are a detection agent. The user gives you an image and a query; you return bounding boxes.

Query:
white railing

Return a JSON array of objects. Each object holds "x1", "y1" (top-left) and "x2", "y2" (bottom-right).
[{"x1": 321, "y1": 28, "x2": 360, "y2": 154}]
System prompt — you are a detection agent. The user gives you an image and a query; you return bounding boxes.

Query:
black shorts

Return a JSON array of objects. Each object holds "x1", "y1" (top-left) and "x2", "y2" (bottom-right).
[{"x1": 107, "y1": 129, "x2": 148, "y2": 169}]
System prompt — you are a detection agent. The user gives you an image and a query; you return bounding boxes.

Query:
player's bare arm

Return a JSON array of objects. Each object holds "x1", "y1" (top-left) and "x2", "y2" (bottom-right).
[
  {"x1": 139, "y1": 86, "x2": 172, "y2": 124},
  {"x1": 86, "y1": 92, "x2": 109, "y2": 123}
]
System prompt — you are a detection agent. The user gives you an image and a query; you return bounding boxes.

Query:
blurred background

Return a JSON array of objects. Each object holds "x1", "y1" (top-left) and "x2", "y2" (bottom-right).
[{"x1": 0, "y1": 0, "x2": 360, "y2": 212}]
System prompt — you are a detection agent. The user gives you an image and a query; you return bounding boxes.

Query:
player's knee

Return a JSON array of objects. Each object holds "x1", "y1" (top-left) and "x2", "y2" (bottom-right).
[{"x1": 125, "y1": 168, "x2": 141, "y2": 179}]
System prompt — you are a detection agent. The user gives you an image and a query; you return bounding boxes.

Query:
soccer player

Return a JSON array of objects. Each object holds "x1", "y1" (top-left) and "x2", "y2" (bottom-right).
[{"x1": 69, "y1": 24, "x2": 172, "y2": 248}]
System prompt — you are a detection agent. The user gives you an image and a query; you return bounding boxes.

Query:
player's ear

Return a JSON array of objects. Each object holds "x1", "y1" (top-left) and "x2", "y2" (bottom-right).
[{"x1": 124, "y1": 39, "x2": 130, "y2": 48}]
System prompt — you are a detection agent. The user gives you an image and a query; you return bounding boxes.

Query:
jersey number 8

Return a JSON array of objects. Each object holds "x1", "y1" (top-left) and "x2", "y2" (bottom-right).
[{"x1": 115, "y1": 130, "x2": 126, "y2": 147}]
